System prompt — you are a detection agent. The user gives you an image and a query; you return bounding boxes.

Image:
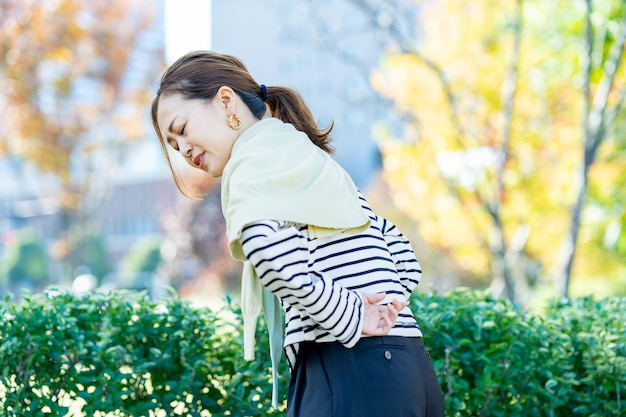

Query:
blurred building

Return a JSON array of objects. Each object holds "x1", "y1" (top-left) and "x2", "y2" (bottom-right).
[
  {"x1": 1, "y1": 0, "x2": 389, "y2": 291},
  {"x1": 0, "y1": 0, "x2": 172, "y2": 289},
  {"x1": 209, "y1": 0, "x2": 385, "y2": 189}
]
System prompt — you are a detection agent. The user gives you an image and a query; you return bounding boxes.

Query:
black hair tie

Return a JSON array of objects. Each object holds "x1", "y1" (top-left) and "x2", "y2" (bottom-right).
[{"x1": 260, "y1": 84, "x2": 267, "y2": 101}]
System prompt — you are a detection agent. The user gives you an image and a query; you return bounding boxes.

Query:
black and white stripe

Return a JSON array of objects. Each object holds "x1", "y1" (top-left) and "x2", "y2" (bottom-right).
[{"x1": 240, "y1": 193, "x2": 423, "y2": 371}]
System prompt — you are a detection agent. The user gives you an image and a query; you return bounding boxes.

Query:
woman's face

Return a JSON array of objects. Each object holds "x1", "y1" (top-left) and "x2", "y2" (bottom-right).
[{"x1": 156, "y1": 92, "x2": 238, "y2": 177}]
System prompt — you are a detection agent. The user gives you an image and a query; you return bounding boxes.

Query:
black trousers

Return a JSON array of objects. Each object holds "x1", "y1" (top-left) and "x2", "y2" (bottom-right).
[{"x1": 286, "y1": 336, "x2": 444, "y2": 417}]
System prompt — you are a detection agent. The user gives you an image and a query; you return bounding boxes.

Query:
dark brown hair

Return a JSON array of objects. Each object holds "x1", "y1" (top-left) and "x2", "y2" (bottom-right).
[{"x1": 151, "y1": 50, "x2": 334, "y2": 197}]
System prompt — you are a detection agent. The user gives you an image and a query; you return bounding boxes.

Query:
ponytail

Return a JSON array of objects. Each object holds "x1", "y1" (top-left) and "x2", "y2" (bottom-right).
[{"x1": 264, "y1": 86, "x2": 334, "y2": 154}]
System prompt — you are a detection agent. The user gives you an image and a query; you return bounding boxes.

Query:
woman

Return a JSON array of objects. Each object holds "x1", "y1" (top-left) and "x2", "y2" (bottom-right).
[{"x1": 151, "y1": 50, "x2": 444, "y2": 417}]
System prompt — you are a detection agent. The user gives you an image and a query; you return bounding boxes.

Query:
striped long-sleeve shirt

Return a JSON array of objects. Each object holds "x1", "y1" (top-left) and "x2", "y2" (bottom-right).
[{"x1": 239, "y1": 193, "x2": 423, "y2": 371}]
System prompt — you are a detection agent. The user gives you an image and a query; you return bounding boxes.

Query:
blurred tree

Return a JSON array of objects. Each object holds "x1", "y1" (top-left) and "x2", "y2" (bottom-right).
[
  {"x1": 303, "y1": 0, "x2": 625, "y2": 301},
  {"x1": 0, "y1": 228, "x2": 49, "y2": 294},
  {"x1": 368, "y1": 0, "x2": 625, "y2": 301},
  {"x1": 120, "y1": 235, "x2": 163, "y2": 275},
  {"x1": 65, "y1": 222, "x2": 111, "y2": 282},
  {"x1": 0, "y1": 0, "x2": 157, "y2": 187},
  {"x1": 157, "y1": 173, "x2": 242, "y2": 297},
  {"x1": 0, "y1": 0, "x2": 161, "y2": 284},
  {"x1": 556, "y1": 0, "x2": 626, "y2": 297}
]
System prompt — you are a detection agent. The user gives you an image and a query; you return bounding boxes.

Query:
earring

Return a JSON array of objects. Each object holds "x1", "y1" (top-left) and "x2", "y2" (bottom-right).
[{"x1": 228, "y1": 114, "x2": 242, "y2": 130}]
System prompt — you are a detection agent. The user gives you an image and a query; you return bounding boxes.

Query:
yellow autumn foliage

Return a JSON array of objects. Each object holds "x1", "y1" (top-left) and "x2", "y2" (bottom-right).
[{"x1": 373, "y1": 0, "x2": 626, "y2": 297}]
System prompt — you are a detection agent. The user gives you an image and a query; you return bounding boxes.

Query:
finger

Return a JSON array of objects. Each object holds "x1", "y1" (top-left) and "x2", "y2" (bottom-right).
[
  {"x1": 386, "y1": 302, "x2": 400, "y2": 318},
  {"x1": 384, "y1": 305, "x2": 396, "y2": 320},
  {"x1": 381, "y1": 314, "x2": 392, "y2": 331},
  {"x1": 375, "y1": 309, "x2": 390, "y2": 327},
  {"x1": 362, "y1": 292, "x2": 386, "y2": 305},
  {"x1": 392, "y1": 299, "x2": 408, "y2": 312}
]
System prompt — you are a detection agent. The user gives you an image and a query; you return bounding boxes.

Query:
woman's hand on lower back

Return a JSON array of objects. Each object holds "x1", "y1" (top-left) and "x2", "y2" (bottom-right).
[{"x1": 360, "y1": 293, "x2": 408, "y2": 336}]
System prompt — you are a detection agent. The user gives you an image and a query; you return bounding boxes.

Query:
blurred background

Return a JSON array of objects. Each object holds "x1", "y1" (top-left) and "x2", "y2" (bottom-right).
[{"x1": 0, "y1": 0, "x2": 624, "y2": 308}]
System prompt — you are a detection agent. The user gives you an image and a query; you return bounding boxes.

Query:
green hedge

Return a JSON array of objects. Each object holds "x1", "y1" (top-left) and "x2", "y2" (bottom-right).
[
  {"x1": 412, "y1": 289, "x2": 625, "y2": 416},
  {"x1": 0, "y1": 288, "x2": 624, "y2": 416},
  {"x1": 0, "y1": 290, "x2": 288, "y2": 417}
]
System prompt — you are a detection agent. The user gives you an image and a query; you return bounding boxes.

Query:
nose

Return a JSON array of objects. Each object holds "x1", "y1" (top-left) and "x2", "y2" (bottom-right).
[{"x1": 178, "y1": 139, "x2": 192, "y2": 157}]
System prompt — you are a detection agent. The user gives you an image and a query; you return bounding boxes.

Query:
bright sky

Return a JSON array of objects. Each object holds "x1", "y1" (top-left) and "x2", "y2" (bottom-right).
[{"x1": 164, "y1": 0, "x2": 212, "y2": 64}]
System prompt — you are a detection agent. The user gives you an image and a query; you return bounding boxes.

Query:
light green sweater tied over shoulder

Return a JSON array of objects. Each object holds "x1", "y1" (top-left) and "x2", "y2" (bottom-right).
[{"x1": 220, "y1": 117, "x2": 370, "y2": 407}]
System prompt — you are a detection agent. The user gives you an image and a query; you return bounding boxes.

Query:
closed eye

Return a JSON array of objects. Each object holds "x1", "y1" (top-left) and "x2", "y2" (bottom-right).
[{"x1": 168, "y1": 137, "x2": 179, "y2": 151}]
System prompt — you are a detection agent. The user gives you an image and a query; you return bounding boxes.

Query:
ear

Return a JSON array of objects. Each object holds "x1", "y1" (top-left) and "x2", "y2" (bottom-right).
[{"x1": 216, "y1": 86, "x2": 237, "y2": 114}]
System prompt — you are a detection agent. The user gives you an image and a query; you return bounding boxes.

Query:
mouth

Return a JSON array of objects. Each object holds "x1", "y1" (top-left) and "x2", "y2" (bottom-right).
[{"x1": 193, "y1": 153, "x2": 205, "y2": 168}]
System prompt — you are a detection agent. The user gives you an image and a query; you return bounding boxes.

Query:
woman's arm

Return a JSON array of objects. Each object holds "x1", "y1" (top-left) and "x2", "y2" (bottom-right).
[
  {"x1": 357, "y1": 192, "x2": 422, "y2": 298},
  {"x1": 240, "y1": 220, "x2": 403, "y2": 347},
  {"x1": 380, "y1": 217, "x2": 422, "y2": 298},
  {"x1": 241, "y1": 220, "x2": 364, "y2": 347}
]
